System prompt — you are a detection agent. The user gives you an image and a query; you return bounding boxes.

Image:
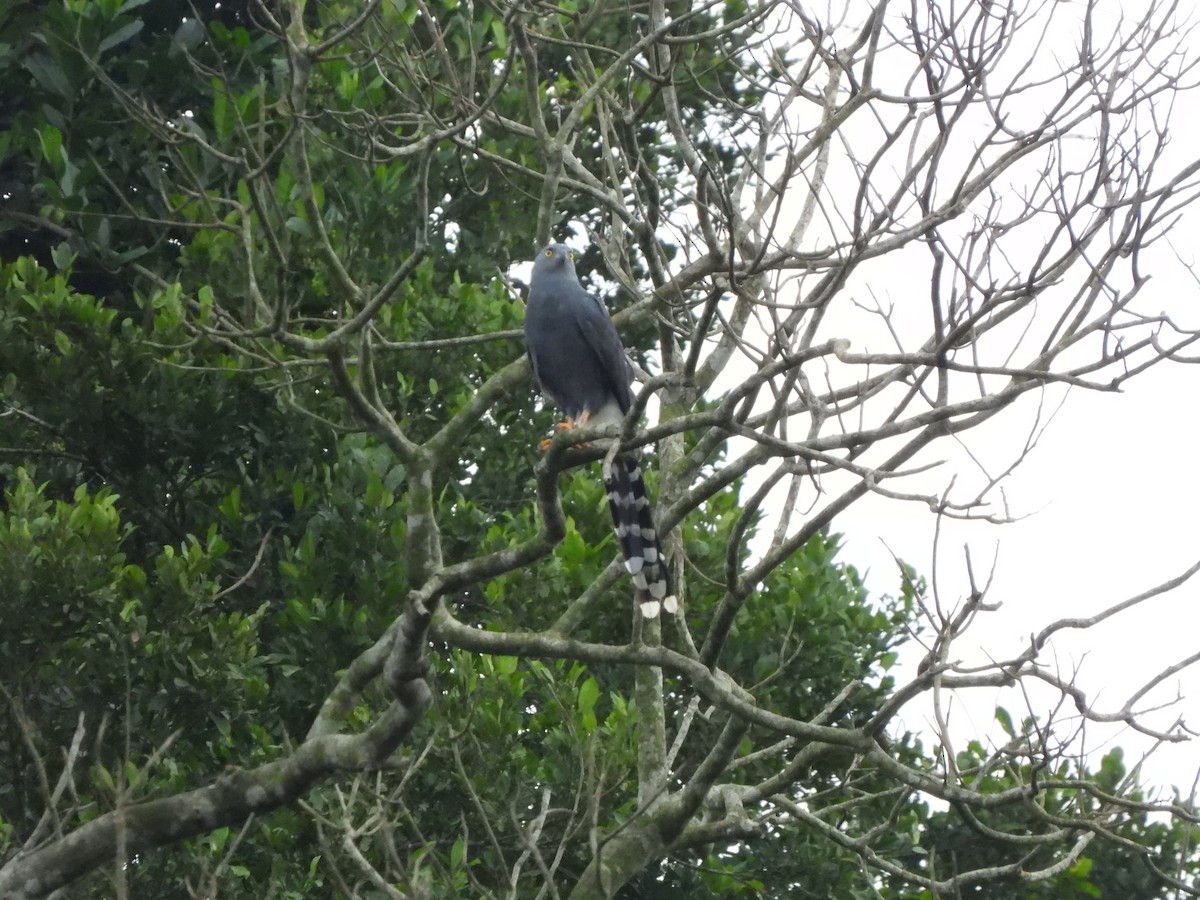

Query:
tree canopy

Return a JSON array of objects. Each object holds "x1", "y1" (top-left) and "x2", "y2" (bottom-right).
[{"x1": 1, "y1": 0, "x2": 1199, "y2": 897}]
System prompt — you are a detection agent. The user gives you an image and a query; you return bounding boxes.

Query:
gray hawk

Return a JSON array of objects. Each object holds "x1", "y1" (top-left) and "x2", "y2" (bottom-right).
[{"x1": 524, "y1": 243, "x2": 676, "y2": 618}]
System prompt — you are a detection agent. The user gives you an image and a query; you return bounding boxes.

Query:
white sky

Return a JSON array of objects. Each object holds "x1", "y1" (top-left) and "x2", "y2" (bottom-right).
[
  {"x1": 524, "y1": 1, "x2": 1200, "y2": 796},
  {"x1": 805, "y1": 1, "x2": 1200, "y2": 795},
  {"x1": 840, "y1": 358, "x2": 1200, "y2": 793},
  {"x1": 693, "y1": 0, "x2": 1200, "y2": 795}
]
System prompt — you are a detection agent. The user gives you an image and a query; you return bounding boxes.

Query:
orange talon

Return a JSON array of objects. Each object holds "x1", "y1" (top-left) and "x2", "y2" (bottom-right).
[
  {"x1": 539, "y1": 419, "x2": 575, "y2": 451},
  {"x1": 538, "y1": 416, "x2": 593, "y2": 451}
]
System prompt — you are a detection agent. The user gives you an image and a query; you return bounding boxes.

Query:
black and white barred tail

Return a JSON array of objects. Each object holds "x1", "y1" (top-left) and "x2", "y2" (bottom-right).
[{"x1": 603, "y1": 454, "x2": 676, "y2": 618}]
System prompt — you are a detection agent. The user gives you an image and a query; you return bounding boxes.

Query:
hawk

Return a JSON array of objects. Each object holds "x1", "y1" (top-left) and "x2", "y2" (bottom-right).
[{"x1": 524, "y1": 243, "x2": 676, "y2": 618}]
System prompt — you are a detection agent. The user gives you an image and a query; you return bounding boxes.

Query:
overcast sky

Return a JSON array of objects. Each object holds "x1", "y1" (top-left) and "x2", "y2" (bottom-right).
[
  {"x1": 837, "y1": 356, "x2": 1200, "y2": 793},
  {"x1": 528, "y1": 1, "x2": 1200, "y2": 796},
  {"x1": 815, "y1": 2, "x2": 1200, "y2": 796},
  {"x1": 723, "y1": 0, "x2": 1200, "y2": 795}
]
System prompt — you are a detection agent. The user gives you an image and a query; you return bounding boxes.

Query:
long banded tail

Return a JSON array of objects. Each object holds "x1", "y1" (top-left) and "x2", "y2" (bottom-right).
[{"x1": 603, "y1": 454, "x2": 676, "y2": 618}]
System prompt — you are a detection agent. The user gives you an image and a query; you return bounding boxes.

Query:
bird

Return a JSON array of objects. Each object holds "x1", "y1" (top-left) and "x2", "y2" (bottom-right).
[{"x1": 524, "y1": 242, "x2": 676, "y2": 618}]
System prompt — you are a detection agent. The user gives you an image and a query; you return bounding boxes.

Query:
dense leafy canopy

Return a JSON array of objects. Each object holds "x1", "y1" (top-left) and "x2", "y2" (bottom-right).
[{"x1": 2, "y1": 0, "x2": 1198, "y2": 897}]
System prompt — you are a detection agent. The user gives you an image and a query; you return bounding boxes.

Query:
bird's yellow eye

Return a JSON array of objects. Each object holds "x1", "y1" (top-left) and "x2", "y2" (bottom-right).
[
  {"x1": 544, "y1": 249, "x2": 554, "y2": 257},
  {"x1": 568, "y1": 251, "x2": 575, "y2": 260}
]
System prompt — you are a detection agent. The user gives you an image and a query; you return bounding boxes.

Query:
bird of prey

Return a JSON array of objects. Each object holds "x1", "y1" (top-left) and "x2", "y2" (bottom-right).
[{"x1": 524, "y1": 243, "x2": 676, "y2": 618}]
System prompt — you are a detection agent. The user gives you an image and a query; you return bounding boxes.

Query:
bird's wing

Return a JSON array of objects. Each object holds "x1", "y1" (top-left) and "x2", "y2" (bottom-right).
[
  {"x1": 526, "y1": 336, "x2": 545, "y2": 391},
  {"x1": 575, "y1": 293, "x2": 634, "y2": 412}
]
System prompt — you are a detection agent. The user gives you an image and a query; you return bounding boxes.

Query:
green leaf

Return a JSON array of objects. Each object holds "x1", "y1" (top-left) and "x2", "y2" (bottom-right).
[
  {"x1": 995, "y1": 706, "x2": 1015, "y2": 738},
  {"x1": 24, "y1": 54, "x2": 73, "y2": 99},
  {"x1": 60, "y1": 157, "x2": 80, "y2": 196},
  {"x1": 197, "y1": 285, "x2": 215, "y2": 320},
  {"x1": 1070, "y1": 857, "x2": 1094, "y2": 877},
  {"x1": 37, "y1": 124, "x2": 63, "y2": 168},
  {"x1": 383, "y1": 465, "x2": 406, "y2": 492},
  {"x1": 337, "y1": 69, "x2": 359, "y2": 104},
  {"x1": 285, "y1": 216, "x2": 311, "y2": 237},
  {"x1": 220, "y1": 486, "x2": 242, "y2": 521},
  {"x1": 50, "y1": 242, "x2": 76, "y2": 272},
  {"x1": 386, "y1": 0, "x2": 419, "y2": 26},
  {"x1": 172, "y1": 18, "x2": 207, "y2": 56},
  {"x1": 490, "y1": 18, "x2": 508, "y2": 53},
  {"x1": 98, "y1": 19, "x2": 145, "y2": 55},
  {"x1": 212, "y1": 84, "x2": 232, "y2": 140},
  {"x1": 578, "y1": 676, "x2": 600, "y2": 731}
]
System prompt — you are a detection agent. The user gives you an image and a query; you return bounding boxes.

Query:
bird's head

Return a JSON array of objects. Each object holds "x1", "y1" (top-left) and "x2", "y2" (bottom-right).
[{"x1": 532, "y1": 243, "x2": 578, "y2": 277}]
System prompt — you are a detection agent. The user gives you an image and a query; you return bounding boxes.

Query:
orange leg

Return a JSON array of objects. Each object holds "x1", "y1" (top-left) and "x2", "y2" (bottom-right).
[
  {"x1": 538, "y1": 412, "x2": 592, "y2": 451},
  {"x1": 538, "y1": 418, "x2": 576, "y2": 451}
]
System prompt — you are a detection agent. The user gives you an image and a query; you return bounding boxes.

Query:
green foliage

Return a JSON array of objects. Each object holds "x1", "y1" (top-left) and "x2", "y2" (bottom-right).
[
  {"x1": 0, "y1": 252, "x2": 937, "y2": 894},
  {"x1": 899, "y1": 742, "x2": 1200, "y2": 900},
  {"x1": 1, "y1": 1, "x2": 1197, "y2": 897},
  {"x1": 0, "y1": 256, "x2": 412, "y2": 893},
  {"x1": 0, "y1": 466, "x2": 275, "y2": 874}
]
